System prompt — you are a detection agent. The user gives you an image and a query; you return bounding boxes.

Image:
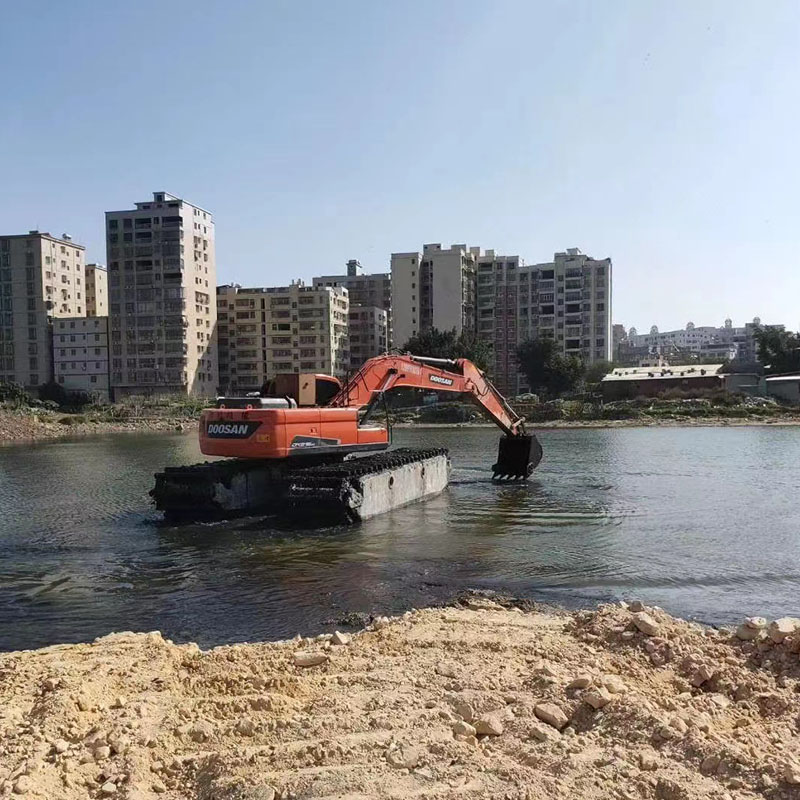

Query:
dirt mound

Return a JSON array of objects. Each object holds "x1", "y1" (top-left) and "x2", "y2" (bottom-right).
[{"x1": 2, "y1": 602, "x2": 799, "y2": 799}]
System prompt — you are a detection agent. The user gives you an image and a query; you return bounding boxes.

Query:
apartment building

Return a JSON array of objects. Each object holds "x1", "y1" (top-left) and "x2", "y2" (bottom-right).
[
  {"x1": 53, "y1": 316, "x2": 111, "y2": 401},
  {"x1": 85, "y1": 264, "x2": 108, "y2": 317},
  {"x1": 629, "y1": 318, "x2": 782, "y2": 364},
  {"x1": 313, "y1": 260, "x2": 392, "y2": 358},
  {"x1": 391, "y1": 243, "x2": 478, "y2": 348},
  {"x1": 348, "y1": 305, "x2": 388, "y2": 370},
  {"x1": 475, "y1": 251, "x2": 523, "y2": 395},
  {"x1": 313, "y1": 260, "x2": 391, "y2": 312},
  {"x1": 105, "y1": 191, "x2": 217, "y2": 398},
  {"x1": 217, "y1": 281, "x2": 349, "y2": 393},
  {"x1": 516, "y1": 249, "x2": 611, "y2": 393},
  {"x1": 0, "y1": 231, "x2": 85, "y2": 389}
]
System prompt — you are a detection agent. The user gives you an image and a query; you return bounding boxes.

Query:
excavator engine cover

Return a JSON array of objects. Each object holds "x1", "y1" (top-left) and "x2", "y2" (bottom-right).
[{"x1": 492, "y1": 434, "x2": 542, "y2": 481}]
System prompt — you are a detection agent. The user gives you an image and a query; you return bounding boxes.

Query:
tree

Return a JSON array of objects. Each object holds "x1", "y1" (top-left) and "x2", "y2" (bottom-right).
[
  {"x1": 584, "y1": 360, "x2": 615, "y2": 386},
  {"x1": 400, "y1": 327, "x2": 492, "y2": 371},
  {"x1": 754, "y1": 327, "x2": 800, "y2": 374},
  {"x1": 516, "y1": 337, "x2": 584, "y2": 399}
]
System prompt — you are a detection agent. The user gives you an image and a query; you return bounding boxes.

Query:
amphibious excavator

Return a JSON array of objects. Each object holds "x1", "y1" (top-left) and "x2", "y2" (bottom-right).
[{"x1": 152, "y1": 354, "x2": 543, "y2": 521}]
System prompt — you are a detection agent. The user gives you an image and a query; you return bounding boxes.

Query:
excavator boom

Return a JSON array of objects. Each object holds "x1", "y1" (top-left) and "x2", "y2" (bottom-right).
[{"x1": 333, "y1": 354, "x2": 541, "y2": 479}]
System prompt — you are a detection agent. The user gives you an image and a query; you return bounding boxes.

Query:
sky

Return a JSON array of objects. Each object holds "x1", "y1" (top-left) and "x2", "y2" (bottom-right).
[{"x1": 1, "y1": 0, "x2": 799, "y2": 332}]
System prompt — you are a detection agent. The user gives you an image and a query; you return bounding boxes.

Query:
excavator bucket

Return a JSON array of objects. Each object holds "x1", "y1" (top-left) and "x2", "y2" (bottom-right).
[{"x1": 492, "y1": 434, "x2": 543, "y2": 481}]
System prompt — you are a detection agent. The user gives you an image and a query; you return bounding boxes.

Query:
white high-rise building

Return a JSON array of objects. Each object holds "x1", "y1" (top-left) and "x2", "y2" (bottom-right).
[
  {"x1": 0, "y1": 230, "x2": 85, "y2": 389},
  {"x1": 105, "y1": 192, "x2": 218, "y2": 397},
  {"x1": 85, "y1": 264, "x2": 108, "y2": 317},
  {"x1": 217, "y1": 281, "x2": 349, "y2": 393},
  {"x1": 390, "y1": 243, "x2": 478, "y2": 348}
]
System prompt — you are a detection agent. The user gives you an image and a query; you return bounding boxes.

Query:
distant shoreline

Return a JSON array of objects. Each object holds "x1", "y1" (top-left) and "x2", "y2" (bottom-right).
[
  {"x1": 393, "y1": 417, "x2": 800, "y2": 430},
  {"x1": 3, "y1": 408, "x2": 800, "y2": 446}
]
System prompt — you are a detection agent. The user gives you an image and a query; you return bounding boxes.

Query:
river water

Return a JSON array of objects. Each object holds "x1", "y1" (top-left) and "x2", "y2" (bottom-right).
[{"x1": 1, "y1": 425, "x2": 798, "y2": 652}]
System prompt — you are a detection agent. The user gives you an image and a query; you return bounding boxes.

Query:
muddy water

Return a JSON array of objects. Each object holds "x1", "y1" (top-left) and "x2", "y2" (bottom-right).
[{"x1": 1, "y1": 425, "x2": 798, "y2": 651}]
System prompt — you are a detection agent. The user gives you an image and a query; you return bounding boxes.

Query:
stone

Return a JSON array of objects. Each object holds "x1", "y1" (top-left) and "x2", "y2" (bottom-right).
[
  {"x1": 744, "y1": 616, "x2": 767, "y2": 630},
  {"x1": 436, "y1": 662, "x2": 458, "y2": 678},
  {"x1": 628, "y1": 600, "x2": 645, "y2": 612},
  {"x1": 567, "y1": 675, "x2": 593, "y2": 690},
  {"x1": 293, "y1": 651, "x2": 328, "y2": 668},
  {"x1": 534, "y1": 703, "x2": 569, "y2": 730},
  {"x1": 784, "y1": 761, "x2": 800, "y2": 785},
  {"x1": 669, "y1": 717, "x2": 688, "y2": 734},
  {"x1": 632, "y1": 612, "x2": 659, "y2": 636},
  {"x1": 94, "y1": 745, "x2": 111, "y2": 761},
  {"x1": 691, "y1": 664, "x2": 715, "y2": 687},
  {"x1": 584, "y1": 687, "x2": 613, "y2": 710},
  {"x1": 474, "y1": 715, "x2": 504, "y2": 736},
  {"x1": 100, "y1": 782, "x2": 117, "y2": 796},
  {"x1": 768, "y1": 617, "x2": 800, "y2": 643},
  {"x1": 530, "y1": 723, "x2": 558, "y2": 742},
  {"x1": 76, "y1": 696, "x2": 91, "y2": 712},
  {"x1": 386, "y1": 745, "x2": 421, "y2": 769},
  {"x1": 111, "y1": 696, "x2": 126, "y2": 708},
  {"x1": 700, "y1": 755, "x2": 721, "y2": 774},
  {"x1": 236, "y1": 717, "x2": 256, "y2": 736},
  {"x1": 54, "y1": 739, "x2": 69, "y2": 753},
  {"x1": 13, "y1": 776, "x2": 32, "y2": 794},
  {"x1": 602, "y1": 675, "x2": 626, "y2": 694},
  {"x1": 331, "y1": 630, "x2": 350, "y2": 646},
  {"x1": 451, "y1": 721, "x2": 476, "y2": 737},
  {"x1": 454, "y1": 701, "x2": 475, "y2": 722},
  {"x1": 152, "y1": 781, "x2": 167, "y2": 794},
  {"x1": 639, "y1": 752, "x2": 658, "y2": 771},
  {"x1": 189, "y1": 720, "x2": 214, "y2": 742},
  {"x1": 735, "y1": 625, "x2": 760, "y2": 641},
  {"x1": 657, "y1": 724, "x2": 675, "y2": 740}
]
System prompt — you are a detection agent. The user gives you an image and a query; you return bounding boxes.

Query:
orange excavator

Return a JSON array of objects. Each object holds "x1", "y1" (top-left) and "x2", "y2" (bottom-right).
[{"x1": 199, "y1": 354, "x2": 542, "y2": 480}]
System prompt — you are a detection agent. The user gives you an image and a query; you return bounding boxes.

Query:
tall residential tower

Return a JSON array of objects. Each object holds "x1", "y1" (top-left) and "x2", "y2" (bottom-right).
[
  {"x1": 105, "y1": 192, "x2": 218, "y2": 397},
  {"x1": 0, "y1": 231, "x2": 85, "y2": 388}
]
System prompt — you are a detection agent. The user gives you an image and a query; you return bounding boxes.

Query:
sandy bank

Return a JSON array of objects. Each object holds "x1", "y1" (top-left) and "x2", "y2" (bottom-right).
[
  {"x1": 0, "y1": 410, "x2": 197, "y2": 444},
  {"x1": 2, "y1": 601, "x2": 800, "y2": 799}
]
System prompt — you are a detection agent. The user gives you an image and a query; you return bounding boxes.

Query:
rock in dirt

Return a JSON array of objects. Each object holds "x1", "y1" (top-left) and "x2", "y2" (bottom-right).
[
  {"x1": 534, "y1": 703, "x2": 569, "y2": 730},
  {"x1": 386, "y1": 745, "x2": 421, "y2": 769},
  {"x1": 99, "y1": 782, "x2": 117, "y2": 796},
  {"x1": 293, "y1": 651, "x2": 329, "y2": 668},
  {"x1": 452, "y1": 720, "x2": 477, "y2": 737},
  {"x1": 584, "y1": 687, "x2": 613, "y2": 709},
  {"x1": 530, "y1": 723, "x2": 558, "y2": 742},
  {"x1": 735, "y1": 624, "x2": 760, "y2": 641},
  {"x1": 567, "y1": 675, "x2": 593, "y2": 690},
  {"x1": 454, "y1": 701, "x2": 475, "y2": 722},
  {"x1": 768, "y1": 617, "x2": 800, "y2": 643},
  {"x1": 632, "y1": 612, "x2": 660, "y2": 636},
  {"x1": 601, "y1": 674, "x2": 626, "y2": 694},
  {"x1": 331, "y1": 631, "x2": 350, "y2": 646},
  {"x1": 783, "y1": 761, "x2": 800, "y2": 785},
  {"x1": 744, "y1": 616, "x2": 767, "y2": 630},
  {"x1": 474, "y1": 715, "x2": 504, "y2": 736}
]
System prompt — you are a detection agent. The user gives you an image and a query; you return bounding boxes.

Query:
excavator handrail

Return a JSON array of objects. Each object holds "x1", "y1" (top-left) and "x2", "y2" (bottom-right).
[{"x1": 329, "y1": 353, "x2": 526, "y2": 438}]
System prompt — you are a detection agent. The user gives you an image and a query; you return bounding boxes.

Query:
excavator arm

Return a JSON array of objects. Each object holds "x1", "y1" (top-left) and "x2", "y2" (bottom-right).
[{"x1": 330, "y1": 354, "x2": 543, "y2": 479}]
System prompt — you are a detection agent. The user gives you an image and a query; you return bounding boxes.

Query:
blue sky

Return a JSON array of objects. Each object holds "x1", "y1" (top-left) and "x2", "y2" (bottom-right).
[{"x1": 2, "y1": 0, "x2": 799, "y2": 332}]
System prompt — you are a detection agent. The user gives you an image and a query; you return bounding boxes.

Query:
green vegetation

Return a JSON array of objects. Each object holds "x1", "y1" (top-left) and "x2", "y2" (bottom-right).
[
  {"x1": 754, "y1": 327, "x2": 800, "y2": 374},
  {"x1": 0, "y1": 379, "x2": 210, "y2": 425},
  {"x1": 515, "y1": 337, "x2": 585, "y2": 398},
  {"x1": 400, "y1": 328, "x2": 492, "y2": 372}
]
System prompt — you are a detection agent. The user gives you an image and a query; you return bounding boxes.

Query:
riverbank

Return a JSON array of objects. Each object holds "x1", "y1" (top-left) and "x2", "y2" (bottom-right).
[
  {"x1": 2, "y1": 600, "x2": 799, "y2": 799},
  {"x1": 394, "y1": 416, "x2": 800, "y2": 429},
  {"x1": 0, "y1": 408, "x2": 197, "y2": 443}
]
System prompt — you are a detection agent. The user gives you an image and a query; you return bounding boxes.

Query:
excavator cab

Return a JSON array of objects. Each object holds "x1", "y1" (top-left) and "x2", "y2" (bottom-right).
[{"x1": 492, "y1": 434, "x2": 543, "y2": 481}]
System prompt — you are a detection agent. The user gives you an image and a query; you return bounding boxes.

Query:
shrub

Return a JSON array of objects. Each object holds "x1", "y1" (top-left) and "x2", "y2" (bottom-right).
[{"x1": 0, "y1": 381, "x2": 34, "y2": 407}]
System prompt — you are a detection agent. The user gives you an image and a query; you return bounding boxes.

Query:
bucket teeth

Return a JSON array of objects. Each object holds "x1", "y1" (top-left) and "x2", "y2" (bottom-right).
[{"x1": 491, "y1": 434, "x2": 543, "y2": 481}]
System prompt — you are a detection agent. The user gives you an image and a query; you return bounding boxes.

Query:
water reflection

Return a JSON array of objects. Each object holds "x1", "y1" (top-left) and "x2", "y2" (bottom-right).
[{"x1": 1, "y1": 425, "x2": 800, "y2": 651}]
